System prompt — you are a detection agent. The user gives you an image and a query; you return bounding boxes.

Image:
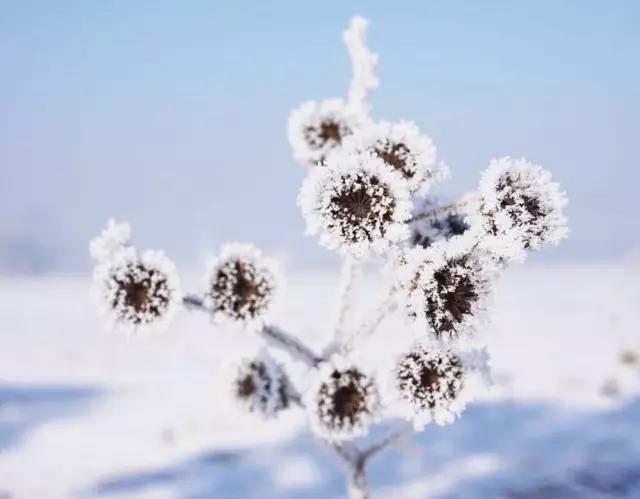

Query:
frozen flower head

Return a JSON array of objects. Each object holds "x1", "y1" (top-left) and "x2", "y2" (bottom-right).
[
  {"x1": 399, "y1": 238, "x2": 495, "y2": 340},
  {"x1": 89, "y1": 218, "x2": 131, "y2": 262},
  {"x1": 298, "y1": 150, "x2": 412, "y2": 257},
  {"x1": 231, "y1": 351, "x2": 290, "y2": 418},
  {"x1": 341, "y1": 121, "x2": 448, "y2": 195},
  {"x1": 472, "y1": 157, "x2": 568, "y2": 260},
  {"x1": 287, "y1": 98, "x2": 363, "y2": 167},
  {"x1": 411, "y1": 198, "x2": 471, "y2": 249},
  {"x1": 307, "y1": 358, "x2": 380, "y2": 441},
  {"x1": 92, "y1": 247, "x2": 181, "y2": 335},
  {"x1": 205, "y1": 243, "x2": 278, "y2": 324},
  {"x1": 393, "y1": 343, "x2": 489, "y2": 428}
]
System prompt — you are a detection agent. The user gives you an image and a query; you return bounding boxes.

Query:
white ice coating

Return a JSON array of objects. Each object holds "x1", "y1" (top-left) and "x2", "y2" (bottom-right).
[
  {"x1": 230, "y1": 349, "x2": 290, "y2": 418},
  {"x1": 204, "y1": 242, "x2": 280, "y2": 327},
  {"x1": 386, "y1": 341, "x2": 491, "y2": 429},
  {"x1": 298, "y1": 149, "x2": 412, "y2": 258},
  {"x1": 91, "y1": 245, "x2": 182, "y2": 336},
  {"x1": 397, "y1": 234, "x2": 497, "y2": 341},
  {"x1": 287, "y1": 98, "x2": 365, "y2": 167},
  {"x1": 339, "y1": 120, "x2": 449, "y2": 196},
  {"x1": 305, "y1": 355, "x2": 381, "y2": 442},
  {"x1": 468, "y1": 156, "x2": 569, "y2": 262},
  {"x1": 89, "y1": 218, "x2": 131, "y2": 262},
  {"x1": 343, "y1": 16, "x2": 379, "y2": 116}
]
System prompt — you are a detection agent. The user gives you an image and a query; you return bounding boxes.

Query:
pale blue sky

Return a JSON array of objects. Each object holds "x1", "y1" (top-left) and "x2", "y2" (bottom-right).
[{"x1": 1, "y1": 1, "x2": 638, "y2": 272}]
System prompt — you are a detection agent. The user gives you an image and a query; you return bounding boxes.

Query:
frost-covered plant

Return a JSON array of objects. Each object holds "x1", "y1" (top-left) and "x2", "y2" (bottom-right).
[{"x1": 90, "y1": 16, "x2": 568, "y2": 498}]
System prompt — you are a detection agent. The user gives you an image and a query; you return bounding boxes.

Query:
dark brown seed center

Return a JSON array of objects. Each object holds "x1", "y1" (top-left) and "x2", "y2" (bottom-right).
[
  {"x1": 375, "y1": 142, "x2": 412, "y2": 177},
  {"x1": 124, "y1": 280, "x2": 150, "y2": 312},
  {"x1": 419, "y1": 367, "x2": 440, "y2": 389},
  {"x1": 233, "y1": 261, "x2": 258, "y2": 304},
  {"x1": 333, "y1": 188, "x2": 373, "y2": 220},
  {"x1": 332, "y1": 384, "x2": 363, "y2": 419},
  {"x1": 320, "y1": 121, "x2": 342, "y2": 143},
  {"x1": 237, "y1": 375, "x2": 256, "y2": 398}
]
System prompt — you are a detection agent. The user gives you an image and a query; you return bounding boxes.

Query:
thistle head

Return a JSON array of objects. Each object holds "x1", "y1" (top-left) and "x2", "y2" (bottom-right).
[
  {"x1": 205, "y1": 243, "x2": 278, "y2": 325},
  {"x1": 341, "y1": 121, "x2": 448, "y2": 195},
  {"x1": 298, "y1": 149, "x2": 412, "y2": 257},
  {"x1": 307, "y1": 358, "x2": 380, "y2": 441},
  {"x1": 231, "y1": 351, "x2": 290, "y2": 417},
  {"x1": 399, "y1": 238, "x2": 495, "y2": 340},
  {"x1": 287, "y1": 98, "x2": 364, "y2": 167},
  {"x1": 92, "y1": 245, "x2": 181, "y2": 335},
  {"x1": 471, "y1": 157, "x2": 568, "y2": 261},
  {"x1": 392, "y1": 343, "x2": 489, "y2": 428}
]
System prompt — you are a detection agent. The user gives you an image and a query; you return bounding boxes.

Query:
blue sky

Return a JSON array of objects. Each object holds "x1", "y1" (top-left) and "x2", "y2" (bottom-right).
[{"x1": 1, "y1": 1, "x2": 638, "y2": 272}]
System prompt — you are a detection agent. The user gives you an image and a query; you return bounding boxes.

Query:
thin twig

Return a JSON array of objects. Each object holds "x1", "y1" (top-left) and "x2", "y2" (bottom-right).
[
  {"x1": 259, "y1": 325, "x2": 323, "y2": 367},
  {"x1": 361, "y1": 422, "x2": 413, "y2": 464},
  {"x1": 341, "y1": 284, "x2": 399, "y2": 353},
  {"x1": 343, "y1": 16, "x2": 378, "y2": 116},
  {"x1": 182, "y1": 294, "x2": 207, "y2": 311},
  {"x1": 410, "y1": 198, "x2": 471, "y2": 223},
  {"x1": 183, "y1": 294, "x2": 321, "y2": 367},
  {"x1": 331, "y1": 256, "x2": 360, "y2": 348}
]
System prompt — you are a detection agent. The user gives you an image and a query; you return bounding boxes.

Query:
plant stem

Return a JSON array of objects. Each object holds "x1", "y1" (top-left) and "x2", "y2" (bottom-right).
[
  {"x1": 326, "y1": 256, "x2": 360, "y2": 356},
  {"x1": 259, "y1": 325, "x2": 323, "y2": 367},
  {"x1": 182, "y1": 295, "x2": 322, "y2": 367},
  {"x1": 410, "y1": 198, "x2": 471, "y2": 223}
]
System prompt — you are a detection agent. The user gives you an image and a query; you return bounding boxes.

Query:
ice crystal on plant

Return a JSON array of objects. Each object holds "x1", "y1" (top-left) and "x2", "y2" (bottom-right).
[
  {"x1": 307, "y1": 357, "x2": 380, "y2": 441},
  {"x1": 92, "y1": 246, "x2": 181, "y2": 335},
  {"x1": 341, "y1": 121, "x2": 448, "y2": 195},
  {"x1": 399, "y1": 237, "x2": 495, "y2": 340},
  {"x1": 392, "y1": 343, "x2": 489, "y2": 428},
  {"x1": 287, "y1": 98, "x2": 365, "y2": 167},
  {"x1": 298, "y1": 149, "x2": 412, "y2": 257},
  {"x1": 205, "y1": 243, "x2": 278, "y2": 325},
  {"x1": 231, "y1": 350, "x2": 290, "y2": 417},
  {"x1": 470, "y1": 157, "x2": 568, "y2": 261},
  {"x1": 89, "y1": 218, "x2": 131, "y2": 262},
  {"x1": 343, "y1": 16, "x2": 378, "y2": 115}
]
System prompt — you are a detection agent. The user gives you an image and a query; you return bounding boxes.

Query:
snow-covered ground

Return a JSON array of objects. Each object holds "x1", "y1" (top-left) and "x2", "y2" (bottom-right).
[{"x1": 1, "y1": 262, "x2": 640, "y2": 498}]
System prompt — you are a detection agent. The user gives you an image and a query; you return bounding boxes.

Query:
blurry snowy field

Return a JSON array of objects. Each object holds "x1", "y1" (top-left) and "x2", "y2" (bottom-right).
[{"x1": 1, "y1": 262, "x2": 640, "y2": 499}]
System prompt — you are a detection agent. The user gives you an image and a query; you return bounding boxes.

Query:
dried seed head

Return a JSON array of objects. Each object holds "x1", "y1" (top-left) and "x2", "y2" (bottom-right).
[
  {"x1": 411, "y1": 198, "x2": 471, "y2": 249},
  {"x1": 341, "y1": 121, "x2": 449, "y2": 195},
  {"x1": 298, "y1": 150, "x2": 412, "y2": 257},
  {"x1": 391, "y1": 343, "x2": 489, "y2": 428},
  {"x1": 231, "y1": 351, "x2": 290, "y2": 417},
  {"x1": 288, "y1": 98, "x2": 364, "y2": 167},
  {"x1": 92, "y1": 246, "x2": 181, "y2": 334},
  {"x1": 399, "y1": 238, "x2": 495, "y2": 340},
  {"x1": 205, "y1": 244, "x2": 278, "y2": 324},
  {"x1": 307, "y1": 359, "x2": 380, "y2": 441},
  {"x1": 470, "y1": 157, "x2": 568, "y2": 262}
]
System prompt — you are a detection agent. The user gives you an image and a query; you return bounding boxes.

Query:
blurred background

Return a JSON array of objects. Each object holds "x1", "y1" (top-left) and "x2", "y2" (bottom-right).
[
  {"x1": 1, "y1": 0, "x2": 638, "y2": 273},
  {"x1": 1, "y1": 2, "x2": 640, "y2": 498}
]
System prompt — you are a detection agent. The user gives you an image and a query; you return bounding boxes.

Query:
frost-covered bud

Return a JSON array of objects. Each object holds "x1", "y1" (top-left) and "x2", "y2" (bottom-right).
[
  {"x1": 298, "y1": 149, "x2": 412, "y2": 257},
  {"x1": 341, "y1": 121, "x2": 448, "y2": 195},
  {"x1": 92, "y1": 247, "x2": 181, "y2": 334},
  {"x1": 287, "y1": 98, "x2": 364, "y2": 167},
  {"x1": 411, "y1": 198, "x2": 470, "y2": 249},
  {"x1": 89, "y1": 218, "x2": 131, "y2": 262},
  {"x1": 231, "y1": 351, "x2": 290, "y2": 418},
  {"x1": 392, "y1": 343, "x2": 489, "y2": 428},
  {"x1": 399, "y1": 237, "x2": 495, "y2": 340},
  {"x1": 307, "y1": 358, "x2": 380, "y2": 441},
  {"x1": 470, "y1": 157, "x2": 568, "y2": 261},
  {"x1": 205, "y1": 243, "x2": 278, "y2": 325}
]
